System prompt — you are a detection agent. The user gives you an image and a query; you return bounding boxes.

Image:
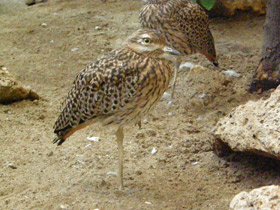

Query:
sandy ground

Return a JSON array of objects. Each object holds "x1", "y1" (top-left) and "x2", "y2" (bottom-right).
[{"x1": 1, "y1": 0, "x2": 280, "y2": 210}]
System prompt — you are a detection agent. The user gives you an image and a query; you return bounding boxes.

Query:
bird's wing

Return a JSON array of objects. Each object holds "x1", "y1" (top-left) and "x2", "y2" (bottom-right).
[
  {"x1": 172, "y1": 1, "x2": 215, "y2": 52},
  {"x1": 53, "y1": 49, "x2": 139, "y2": 134}
]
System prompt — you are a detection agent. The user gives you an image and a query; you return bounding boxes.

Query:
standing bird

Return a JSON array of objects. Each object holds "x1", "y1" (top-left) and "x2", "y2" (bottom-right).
[
  {"x1": 139, "y1": 0, "x2": 218, "y2": 98},
  {"x1": 53, "y1": 29, "x2": 180, "y2": 190}
]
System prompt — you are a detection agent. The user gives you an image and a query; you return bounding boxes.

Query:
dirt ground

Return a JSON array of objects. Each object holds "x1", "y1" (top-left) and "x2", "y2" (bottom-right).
[{"x1": 1, "y1": 0, "x2": 280, "y2": 210}]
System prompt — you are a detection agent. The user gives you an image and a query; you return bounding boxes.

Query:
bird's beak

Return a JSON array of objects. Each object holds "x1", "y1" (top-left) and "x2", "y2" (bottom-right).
[
  {"x1": 199, "y1": 51, "x2": 219, "y2": 67},
  {"x1": 163, "y1": 46, "x2": 181, "y2": 56}
]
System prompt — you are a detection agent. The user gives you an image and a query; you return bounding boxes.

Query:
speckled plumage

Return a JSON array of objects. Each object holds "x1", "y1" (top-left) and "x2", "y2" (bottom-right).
[
  {"x1": 139, "y1": 0, "x2": 218, "y2": 63},
  {"x1": 139, "y1": 0, "x2": 218, "y2": 97},
  {"x1": 53, "y1": 29, "x2": 180, "y2": 190}
]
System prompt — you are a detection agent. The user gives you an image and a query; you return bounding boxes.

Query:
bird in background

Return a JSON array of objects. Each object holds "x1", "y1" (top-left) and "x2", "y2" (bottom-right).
[
  {"x1": 53, "y1": 28, "x2": 180, "y2": 190},
  {"x1": 139, "y1": 0, "x2": 218, "y2": 98}
]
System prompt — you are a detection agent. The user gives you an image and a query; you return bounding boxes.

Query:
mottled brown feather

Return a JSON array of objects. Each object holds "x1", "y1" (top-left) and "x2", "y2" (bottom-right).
[
  {"x1": 53, "y1": 29, "x2": 176, "y2": 145},
  {"x1": 139, "y1": 0, "x2": 218, "y2": 65}
]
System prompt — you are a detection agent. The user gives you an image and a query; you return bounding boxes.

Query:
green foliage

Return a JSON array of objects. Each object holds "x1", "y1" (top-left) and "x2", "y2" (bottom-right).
[{"x1": 192, "y1": 0, "x2": 216, "y2": 10}]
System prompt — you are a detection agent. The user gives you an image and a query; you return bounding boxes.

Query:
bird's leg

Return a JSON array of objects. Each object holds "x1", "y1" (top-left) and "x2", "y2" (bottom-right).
[
  {"x1": 171, "y1": 57, "x2": 182, "y2": 99},
  {"x1": 116, "y1": 126, "x2": 124, "y2": 191}
]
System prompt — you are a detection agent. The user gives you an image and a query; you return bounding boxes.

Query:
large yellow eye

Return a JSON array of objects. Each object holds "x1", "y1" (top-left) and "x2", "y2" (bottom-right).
[{"x1": 143, "y1": 38, "x2": 151, "y2": 44}]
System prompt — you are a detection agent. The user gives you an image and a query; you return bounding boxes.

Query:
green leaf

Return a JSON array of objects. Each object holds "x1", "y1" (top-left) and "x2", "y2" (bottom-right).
[
  {"x1": 200, "y1": 0, "x2": 216, "y2": 10},
  {"x1": 192, "y1": 0, "x2": 197, "y2": 3}
]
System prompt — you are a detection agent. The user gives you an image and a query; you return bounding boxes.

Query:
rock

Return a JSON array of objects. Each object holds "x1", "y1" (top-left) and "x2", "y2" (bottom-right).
[
  {"x1": 0, "y1": 69, "x2": 39, "y2": 104},
  {"x1": 8, "y1": 163, "x2": 17, "y2": 169},
  {"x1": 179, "y1": 62, "x2": 195, "y2": 70},
  {"x1": 214, "y1": 86, "x2": 280, "y2": 160},
  {"x1": 230, "y1": 185, "x2": 280, "y2": 210},
  {"x1": 209, "y1": 0, "x2": 267, "y2": 17},
  {"x1": 222, "y1": 70, "x2": 241, "y2": 78}
]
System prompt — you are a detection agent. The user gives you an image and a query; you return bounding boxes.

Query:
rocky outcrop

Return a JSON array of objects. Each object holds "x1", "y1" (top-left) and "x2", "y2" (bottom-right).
[
  {"x1": 230, "y1": 185, "x2": 280, "y2": 210},
  {"x1": 0, "y1": 69, "x2": 39, "y2": 104},
  {"x1": 209, "y1": 0, "x2": 267, "y2": 17},
  {"x1": 214, "y1": 85, "x2": 280, "y2": 160}
]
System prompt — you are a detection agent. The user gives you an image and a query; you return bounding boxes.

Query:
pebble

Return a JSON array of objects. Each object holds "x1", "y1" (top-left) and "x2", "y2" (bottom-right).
[
  {"x1": 8, "y1": 163, "x2": 17, "y2": 169},
  {"x1": 84, "y1": 143, "x2": 92, "y2": 148},
  {"x1": 75, "y1": 155, "x2": 83, "y2": 157},
  {"x1": 167, "y1": 100, "x2": 173, "y2": 106},
  {"x1": 71, "y1": 48, "x2": 79, "y2": 52},
  {"x1": 145, "y1": 202, "x2": 152, "y2": 205},
  {"x1": 87, "y1": 136, "x2": 100, "y2": 142},
  {"x1": 198, "y1": 93, "x2": 206, "y2": 99},
  {"x1": 106, "y1": 171, "x2": 118, "y2": 176},
  {"x1": 41, "y1": 23, "x2": 47, "y2": 27},
  {"x1": 151, "y1": 147, "x2": 157, "y2": 155},
  {"x1": 2, "y1": 67, "x2": 7, "y2": 71},
  {"x1": 143, "y1": 119, "x2": 148, "y2": 124},
  {"x1": 192, "y1": 162, "x2": 199, "y2": 166},
  {"x1": 77, "y1": 160, "x2": 85, "y2": 165},
  {"x1": 50, "y1": 40, "x2": 54, "y2": 43},
  {"x1": 60, "y1": 205, "x2": 67, "y2": 209},
  {"x1": 168, "y1": 112, "x2": 173, "y2": 116},
  {"x1": 222, "y1": 70, "x2": 241, "y2": 78},
  {"x1": 179, "y1": 62, "x2": 195, "y2": 70},
  {"x1": 161, "y1": 92, "x2": 171, "y2": 100},
  {"x1": 95, "y1": 26, "x2": 101, "y2": 30}
]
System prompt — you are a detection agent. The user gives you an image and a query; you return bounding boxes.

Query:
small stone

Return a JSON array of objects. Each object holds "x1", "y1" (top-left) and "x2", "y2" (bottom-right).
[
  {"x1": 41, "y1": 23, "x2": 47, "y2": 27},
  {"x1": 77, "y1": 160, "x2": 85, "y2": 165},
  {"x1": 95, "y1": 26, "x2": 101, "y2": 30},
  {"x1": 198, "y1": 93, "x2": 206, "y2": 99},
  {"x1": 2, "y1": 67, "x2": 7, "y2": 71},
  {"x1": 87, "y1": 136, "x2": 100, "y2": 142},
  {"x1": 8, "y1": 163, "x2": 17, "y2": 169},
  {"x1": 60, "y1": 205, "x2": 67, "y2": 209},
  {"x1": 106, "y1": 172, "x2": 117, "y2": 176},
  {"x1": 145, "y1": 201, "x2": 152, "y2": 205},
  {"x1": 161, "y1": 92, "x2": 171, "y2": 100},
  {"x1": 192, "y1": 162, "x2": 199, "y2": 166},
  {"x1": 151, "y1": 147, "x2": 157, "y2": 155},
  {"x1": 167, "y1": 100, "x2": 173, "y2": 106},
  {"x1": 84, "y1": 143, "x2": 92, "y2": 148},
  {"x1": 179, "y1": 62, "x2": 195, "y2": 70},
  {"x1": 71, "y1": 48, "x2": 79, "y2": 52},
  {"x1": 222, "y1": 70, "x2": 241, "y2": 78}
]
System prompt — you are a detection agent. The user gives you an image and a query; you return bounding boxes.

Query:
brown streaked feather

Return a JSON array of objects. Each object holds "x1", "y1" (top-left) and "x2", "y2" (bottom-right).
[
  {"x1": 53, "y1": 29, "x2": 175, "y2": 144},
  {"x1": 139, "y1": 0, "x2": 218, "y2": 65}
]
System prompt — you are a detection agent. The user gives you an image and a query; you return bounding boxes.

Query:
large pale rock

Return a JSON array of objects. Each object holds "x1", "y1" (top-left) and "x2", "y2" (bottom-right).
[
  {"x1": 0, "y1": 69, "x2": 39, "y2": 104},
  {"x1": 230, "y1": 185, "x2": 280, "y2": 210},
  {"x1": 214, "y1": 86, "x2": 280, "y2": 160},
  {"x1": 210, "y1": 0, "x2": 267, "y2": 17}
]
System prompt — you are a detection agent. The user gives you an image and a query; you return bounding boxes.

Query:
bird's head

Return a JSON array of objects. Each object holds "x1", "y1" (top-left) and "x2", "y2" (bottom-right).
[{"x1": 124, "y1": 29, "x2": 180, "y2": 61}]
